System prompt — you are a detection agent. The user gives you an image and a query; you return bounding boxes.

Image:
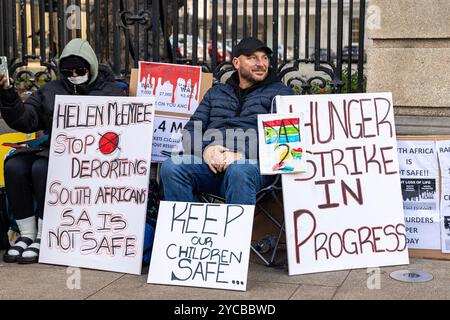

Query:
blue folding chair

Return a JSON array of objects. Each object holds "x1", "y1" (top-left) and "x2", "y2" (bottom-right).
[{"x1": 2, "y1": 135, "x2": 49, "y2": 232}]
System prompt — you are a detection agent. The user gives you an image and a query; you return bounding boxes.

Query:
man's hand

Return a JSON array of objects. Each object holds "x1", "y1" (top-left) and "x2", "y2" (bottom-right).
[
  {"x1": 0, "y1": 74, "x2": 17, "y2": 105},
  {"x1": 222, "y1": 151, "x2": 242, "y2": 171},
  {"x1": 203, "y1": 145, "x2": 229, "y2": 174},
  {"x1": 203, "y1": 145, "x2": 243, "y2": 174}
]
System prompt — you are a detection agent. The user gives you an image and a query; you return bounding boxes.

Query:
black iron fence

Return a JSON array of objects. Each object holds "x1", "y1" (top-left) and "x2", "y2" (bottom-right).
[{"x1": 0, "y1": 0, "x2": 367, "y2": 94}]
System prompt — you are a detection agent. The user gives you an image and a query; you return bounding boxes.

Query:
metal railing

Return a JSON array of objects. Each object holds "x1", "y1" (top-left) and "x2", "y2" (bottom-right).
[{"x1": 0, "y1": 0, "x2": 367, "y2": 94}]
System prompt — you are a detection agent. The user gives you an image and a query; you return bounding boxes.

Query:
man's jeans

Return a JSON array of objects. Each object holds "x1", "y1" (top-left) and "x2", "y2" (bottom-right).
[{"x1": 160, "y1": 155, "x2": 275, "y2": 205}]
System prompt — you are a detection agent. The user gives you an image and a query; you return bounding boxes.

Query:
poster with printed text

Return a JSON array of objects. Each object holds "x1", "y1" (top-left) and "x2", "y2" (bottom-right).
[
  {"x1": 148, "y1": 201, "x2": 255, "y2": 291},
  {"x1": 39, "y1": 95, "x2": 155, "y2": 275},
  {"x1": 258, "y1": 113, "x2": 307, "y2": 175},
  {"x1": 137, "y1": 62, "x2": 202, "y2": 162},
  {"x1": 437, "y1": 141, "x2": 450, "y2": 253},
  {"x1": 151, "y1": 115, "x2": 188, "y2": 162},
  {"x1": 277, "y1": 93, "x2": 409, "y2": 275},
  {"x1": 397, "y1": 140, "x2": 440, "y2": 250}
]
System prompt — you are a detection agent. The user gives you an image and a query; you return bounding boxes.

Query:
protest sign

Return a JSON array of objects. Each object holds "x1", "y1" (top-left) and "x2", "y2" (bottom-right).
[
  {"x1": 137, "y1": 62, "x2": 202, "y2": 162},
  {"x1": 397, "y1": 140, "x2": 440, "y2": 249},
  {"x1": 277, "y1": 93, "x2": 409, "y2": 275},
  {"x1": 39, "y1": 95, "x2": 155, "y2": 275},
  {"x1": 437, "y1": 141, "x2": 450, "y2": 253},
  {"x1": 137, "y1": 62, "x2": 202, "y2": 115},
  {"x1": 151, "y1": 115, "x2": 188, "y2": 158},
  {"x1": 257, "y1": 113, "x2": 307, "y2": 175},
  {"x1": 148, "y1": 201, "x2": 255, "y2": 291}
]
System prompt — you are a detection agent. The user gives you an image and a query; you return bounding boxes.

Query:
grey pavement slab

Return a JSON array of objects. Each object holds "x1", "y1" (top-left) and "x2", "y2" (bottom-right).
[
  {"x1": 248, "y1": 262, "x2": 350, "y2": 287},
  {"x1": 334, "y1": 258, "x2": 450, "y2": 300},
  {"x1": 0, "y1": 260, "x2": 124, "y2": 300},
  {"x1": 2, "y1": 248, "x2": 450, "y2": 300},
  {"x1": 290, "y1": 284, "x2": 338, "y2": 300},
  {"x1": 88, "y1": 263, "x2": 300, "y2": 300},
  {"x1": 88, "y1": 273, "x2": 299, "y2": 300}
]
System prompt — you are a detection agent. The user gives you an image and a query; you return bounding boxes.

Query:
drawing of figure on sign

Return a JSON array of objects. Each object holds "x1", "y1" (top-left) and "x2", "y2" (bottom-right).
[{"x1": 258, "y1": 114, "x2": 307, "y2": 175}]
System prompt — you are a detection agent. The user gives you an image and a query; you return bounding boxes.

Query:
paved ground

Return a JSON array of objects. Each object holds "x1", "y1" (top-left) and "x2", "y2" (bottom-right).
[{"x1": 1, "y1": 249, "x2": 449, "y2": 301}]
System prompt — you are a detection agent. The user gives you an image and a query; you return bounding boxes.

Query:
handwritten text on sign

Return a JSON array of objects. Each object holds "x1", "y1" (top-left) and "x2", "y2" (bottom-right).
[
  {"x1": 148, "y1": 201, "x2": 254, "y2": 291},
  {"x1": 39, "y1": 96, "x2": 155, "y2": 275},
  {"x1": 277, "y1": 93, "x2": 409, "y2": 275}
]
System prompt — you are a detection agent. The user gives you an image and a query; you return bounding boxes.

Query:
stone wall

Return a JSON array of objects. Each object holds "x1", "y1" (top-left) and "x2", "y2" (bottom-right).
[{"x1": 367, "y1": 0, "x2": 450, "y2": 134}]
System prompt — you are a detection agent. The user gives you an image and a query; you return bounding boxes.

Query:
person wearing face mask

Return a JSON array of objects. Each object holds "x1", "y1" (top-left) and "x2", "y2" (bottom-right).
[{"x1": 0, "y1": 38, "x2": 124, "y2": 264}]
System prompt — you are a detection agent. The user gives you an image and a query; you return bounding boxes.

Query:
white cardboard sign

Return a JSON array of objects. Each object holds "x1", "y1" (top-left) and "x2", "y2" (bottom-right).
[
  {"x1": 137, "y1": 62, "x2": 202, "y2": 162},
  {"x1": 39, "y1": 95, "x2": 155, "y2": 275},
  {"x1": 277, "y1": 93, "x2": 409, "y2": 275},
  {"x1": 437, "y1": 141, "x2": 450, "y2": 252},
  {"x1": 397, "y1": 140, "x2": 440, "y2": 250},
  {"x1": 148, "y1": 201, "x2": 255, "y2": 291},
  {"x1": 151, "y1": 115, "x2": 188, "y2": 162}
]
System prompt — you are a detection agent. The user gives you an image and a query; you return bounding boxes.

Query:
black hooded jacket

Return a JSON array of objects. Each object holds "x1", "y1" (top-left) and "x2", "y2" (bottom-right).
[{"x1": 0, "y1": 64, "x2": 124, "y2": 157}]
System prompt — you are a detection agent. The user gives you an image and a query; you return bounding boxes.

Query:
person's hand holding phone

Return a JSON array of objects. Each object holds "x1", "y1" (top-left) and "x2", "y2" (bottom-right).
[
  {"x1": 0, "y1": 56, "x2": 11, "y2": 90},
  {"x1": 0, "y1": 74, "x2": 13, "y2": 90},
  {"x1": 0, "y1": 73, "x2": 18, "y2": 106}
]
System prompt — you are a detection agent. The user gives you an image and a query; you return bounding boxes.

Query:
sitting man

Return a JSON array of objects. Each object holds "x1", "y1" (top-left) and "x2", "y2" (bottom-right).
[{"x1": 160, "y1": 37, "x2": 294, "y2": 205}]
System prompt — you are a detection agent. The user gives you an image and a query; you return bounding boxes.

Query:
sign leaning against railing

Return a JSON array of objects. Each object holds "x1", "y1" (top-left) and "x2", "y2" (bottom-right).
[
  {"x1": 276, "y1": 93, "x2": 409, "y2": 275},
  {"x1": 39, "y1": 95, "x2": 155, "y2": 275},
  {"x1": 137, "y1": 62, "x2": 203, "y2": 163},
  {"x1": 397, "y1": 140, "x2": 440, "y2": 250},
  {"x1": 396, "y1": 137, "x2": 450, "y2": 254},
  {"x1": 437, "y1": 140, "x2": 450, "y2": 253}
]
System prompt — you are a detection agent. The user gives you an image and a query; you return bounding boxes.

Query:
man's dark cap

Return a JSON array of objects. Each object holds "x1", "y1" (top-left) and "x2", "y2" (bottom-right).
[{"x1": 232, "y1": 37, "x2": 273, "y2": 59}]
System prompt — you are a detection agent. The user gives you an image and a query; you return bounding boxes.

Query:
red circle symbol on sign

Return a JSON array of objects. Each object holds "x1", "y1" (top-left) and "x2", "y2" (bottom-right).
[{"x1": 99, "y1": 132, "x2": 119, "y2": 155}]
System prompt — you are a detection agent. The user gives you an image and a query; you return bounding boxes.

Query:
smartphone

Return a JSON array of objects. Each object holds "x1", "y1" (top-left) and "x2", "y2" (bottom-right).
[{"x1": 0, "y1": 56, "x2": 10, "y2": 87}]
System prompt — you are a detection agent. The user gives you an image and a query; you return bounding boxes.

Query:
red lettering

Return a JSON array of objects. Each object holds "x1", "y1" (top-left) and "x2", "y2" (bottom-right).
[
  {"x1": 395, "y1": 223, "x2": 408, "y2": 251},
  {"x1": 380, "y1": 146, "x2": 398, "y2": 175},
  {"x1": 341, "y1": 178, "x2": 363, "y2": 206},
  {"x1": 383, "y1": 224, "x2": 400, "y2": 252},
  {"x1": 314, "y1": 233, "x2": 329, "y2": 261},
  {"x1": 315, "y1": 179, "x2": 340, "y2": 209},
  {"x1": 372, "y1": 226, "x2": 386, "y2": 253},
  {"x1": 329, "y1": 232, "x2": 344, "y2": 258},
  {"x1": 374, "y1": 97, "x2": 393, "y2": 137},
  {"x1": 358, "y1": 226, "x2": 374, "y2": 253},
  {"x1": 293, "y1": 209, "x2": 317, "y2": 264},
  {"x1": 342, "y1": 229, "x2": 358, "y2": 254}
]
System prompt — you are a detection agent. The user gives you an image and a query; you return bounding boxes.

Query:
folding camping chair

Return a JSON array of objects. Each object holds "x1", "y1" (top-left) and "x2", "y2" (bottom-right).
[
  {"x1": 1, "y1": 134, "x2": 49, "y2": 232},
  {"x1": 199, "y1": 175, "x2": 286, "y2": 267}
]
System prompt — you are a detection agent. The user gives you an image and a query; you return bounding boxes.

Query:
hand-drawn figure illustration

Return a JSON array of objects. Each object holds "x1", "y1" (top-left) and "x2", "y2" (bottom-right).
[{"x1": 259, "y1": 115, "x2": 306, "y2": 175}]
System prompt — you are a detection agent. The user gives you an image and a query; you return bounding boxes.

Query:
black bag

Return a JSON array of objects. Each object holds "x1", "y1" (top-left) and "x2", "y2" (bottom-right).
[{"x1": 0, "y1": 188, "x2": 11, "y2": 250}]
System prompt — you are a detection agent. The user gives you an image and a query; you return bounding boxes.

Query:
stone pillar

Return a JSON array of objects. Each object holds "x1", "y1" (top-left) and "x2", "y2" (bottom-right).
[{"x1": 367, "y1": 0, "x2": 450, "y2": 135}]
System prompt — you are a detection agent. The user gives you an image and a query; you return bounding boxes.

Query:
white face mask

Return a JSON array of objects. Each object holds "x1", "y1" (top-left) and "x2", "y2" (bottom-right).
[{"x1": 68, "y1": 74, "x2": 89, "y2": 85}]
